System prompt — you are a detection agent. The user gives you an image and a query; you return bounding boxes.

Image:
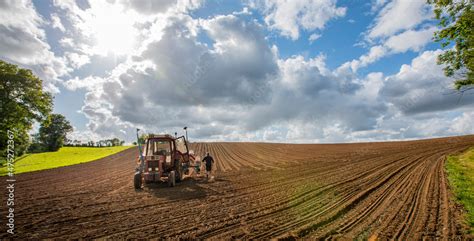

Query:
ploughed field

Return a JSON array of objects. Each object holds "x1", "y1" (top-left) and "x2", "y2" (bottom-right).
[{"x1": 1, "y1": 135, "x2": 473, "y2": 239}]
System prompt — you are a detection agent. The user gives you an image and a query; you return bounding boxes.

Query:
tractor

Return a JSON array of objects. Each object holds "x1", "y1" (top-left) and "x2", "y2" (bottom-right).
[{"x1": 134, "y1": 130, "x2": 196, "y2": 189}]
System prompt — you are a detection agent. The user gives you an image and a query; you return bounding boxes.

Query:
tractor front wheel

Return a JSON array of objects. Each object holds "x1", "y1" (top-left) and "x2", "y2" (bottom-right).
[
  {"x1": 168, "y1": 171, "x2": 176, "y2": 187},
  {"x1": 134, "y1": 172, "x2": 142, "y2": 189}
]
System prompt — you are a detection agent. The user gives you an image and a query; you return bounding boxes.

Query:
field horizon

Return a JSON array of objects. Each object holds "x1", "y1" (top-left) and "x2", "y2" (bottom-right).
[{"x1": 187, "y1": 134, "x2": 474, "y2": 145}]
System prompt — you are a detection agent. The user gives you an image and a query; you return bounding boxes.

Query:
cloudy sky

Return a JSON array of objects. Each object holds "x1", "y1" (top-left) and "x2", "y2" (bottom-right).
[{"x1": 1, "y1": 0, "x2": 473, "y2": 143}]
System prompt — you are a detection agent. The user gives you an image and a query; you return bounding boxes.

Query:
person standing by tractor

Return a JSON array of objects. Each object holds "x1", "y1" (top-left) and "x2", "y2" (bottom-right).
[{"x1": 202, "y1": 152, "x2": 214, "y2": 179}]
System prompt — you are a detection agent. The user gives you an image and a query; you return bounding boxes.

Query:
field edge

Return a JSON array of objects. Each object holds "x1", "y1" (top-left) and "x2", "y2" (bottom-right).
[
  {"x1": 446, "y1": 147, "x2": 474, "y2": 235},
  {"x1": 0, "y1": 146, "x2": 134, "y2": 176}
]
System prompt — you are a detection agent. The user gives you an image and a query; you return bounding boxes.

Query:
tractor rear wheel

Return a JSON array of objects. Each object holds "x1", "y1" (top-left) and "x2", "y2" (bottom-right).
[
  {"x1": 134, "y1": 172, "x2": 142, "y2": 189},
  {"x1": 168, "y1": 171, "x2": 176, "y2": 187}
]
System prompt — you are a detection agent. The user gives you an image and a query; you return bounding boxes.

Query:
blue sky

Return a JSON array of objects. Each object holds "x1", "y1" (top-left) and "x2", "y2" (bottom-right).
[{"x1": 1, "y1": 0, "x2": 473, "y2": 143}]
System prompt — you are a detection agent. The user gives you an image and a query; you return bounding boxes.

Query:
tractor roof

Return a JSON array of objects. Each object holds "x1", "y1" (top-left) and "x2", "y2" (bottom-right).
[{"x1": 147, "y1": 134, "x2": 175, "y2": 140}]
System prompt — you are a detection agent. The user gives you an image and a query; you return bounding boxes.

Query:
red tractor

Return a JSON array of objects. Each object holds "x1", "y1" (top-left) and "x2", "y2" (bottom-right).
[{"x1": 134, "y1": 132, "x2": 195, "y2": 189}]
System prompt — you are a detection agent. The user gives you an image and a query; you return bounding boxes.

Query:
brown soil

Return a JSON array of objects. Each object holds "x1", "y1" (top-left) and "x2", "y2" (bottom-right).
[{"x1": 1, "y1": 135, "x2": 473, "y2": 239}]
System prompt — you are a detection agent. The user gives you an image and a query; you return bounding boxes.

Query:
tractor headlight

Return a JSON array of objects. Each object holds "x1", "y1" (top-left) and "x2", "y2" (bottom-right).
[{"x1": 148, "y1": 167, "x2": 152, "y2": 171}]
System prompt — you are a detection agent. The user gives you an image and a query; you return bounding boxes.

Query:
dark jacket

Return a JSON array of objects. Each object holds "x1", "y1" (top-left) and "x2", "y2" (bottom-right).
[{"x1": 202, "y1": 155, "x2": 214, "y2": 170}]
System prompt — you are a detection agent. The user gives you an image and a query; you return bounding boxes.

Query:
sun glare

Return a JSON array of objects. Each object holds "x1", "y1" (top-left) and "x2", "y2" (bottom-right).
[{"x1": 89, "y1": 3, "x2": 137, "y2": 55}]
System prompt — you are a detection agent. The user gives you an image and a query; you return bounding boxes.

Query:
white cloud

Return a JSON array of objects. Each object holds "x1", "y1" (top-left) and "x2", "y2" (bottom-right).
[
  {"x1": 339, "y1": 45, "x2": 387, "y2": 72},
  {"x1": 370, "y1": 0, "x2": 388, "y2": 13},
  {"x1": 357, "y1": 45, "x2": 387, "y2": 68},
  {"x1": 0, "y1": 0, "x2": 45, "y2": 37},
  {"x1": 339, "y1": 26, "x2": 437, "y2": 73},
  {"x1": 64, "y1": 75, "x2": 104, "y2": 91},
  {"x1": 367, "y1": 0, "x2": 432, "y2": 39},
  {"x1": 120, "y1": 0, "x2": 178, "y2": 14},
  {"x1": 233, "y1": 7, "x2": 251, "y2": 15},
  {"x1": 50, "y1": 13, "x2": 65, "y2": 32},
  {"x1": 120, "y1": 0, "x2": 204, "y2": 14},
  {"x1": 381, "y1": 49, "x2": 474, "y2": 115},
  {"x1": 67, "y1": 128, "x2": 103, "y2": 143},
  {"x1": 385, "y1": 27, "x2": 436, "y2": 53},
  {"x1": 65, "y1": 52, "x2": 90, "y2": 68},
  {"x1": 449, "y1": 112, "x2": 474, "y2": 134},
  {"x1": 356, "y1": 72, "x2": 384, "y2": 101},
  {"x1": 59, "y1": 37, "x2": 74, "y2": 48},
  {"x1": 250, "y1": 0, "x2": 346, "y2": 40},
  {"x1": 308, "y1": 33, "x2": 321, "y2": 43}
]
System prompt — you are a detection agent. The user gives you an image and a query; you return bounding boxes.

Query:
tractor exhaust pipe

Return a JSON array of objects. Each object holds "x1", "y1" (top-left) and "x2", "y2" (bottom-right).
[
  {"x1": 183, "y1": 126, "x2": 188, "y2": 143},
  {"x1": 136, "y1": 128, "x2": 145, "y2": 172}
]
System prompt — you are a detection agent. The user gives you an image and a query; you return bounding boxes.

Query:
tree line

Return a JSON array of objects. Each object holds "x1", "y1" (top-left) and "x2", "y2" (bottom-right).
[{"x1": 64, "y1": 138, "x2": 125, "y2": 147}]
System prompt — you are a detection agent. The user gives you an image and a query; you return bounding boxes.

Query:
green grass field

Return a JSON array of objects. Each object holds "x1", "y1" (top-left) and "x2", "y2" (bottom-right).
[
  {"x1": 0, "y1": 146, "x2": 132, "y2": 176},
  {"x1": 446, "y1": 147, "x2": 474, "y2": 234}
]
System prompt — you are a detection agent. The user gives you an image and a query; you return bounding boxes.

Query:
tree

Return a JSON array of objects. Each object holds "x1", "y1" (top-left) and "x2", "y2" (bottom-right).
[
  {"x1": 111, "y1": 138, "x2": 120, "y2": 146},
  {"x1": 429, "y1": 0, "x2": 474, "y2": 90},
  {"x1": 39, "y1": 114, "x2": 73, "y2": 152},
  {"x1": 0, "y1": 60, "x2": 52, "y2": 159},
  {"x1": 138, "y1": 134, "x2": 147, "y2": 145},
  {"x1": 73, "y1": 140, "x2": 80, "y2": 146},
  {"x1": 27, "y1": 133, "x2": 44, "y2": 153}
]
